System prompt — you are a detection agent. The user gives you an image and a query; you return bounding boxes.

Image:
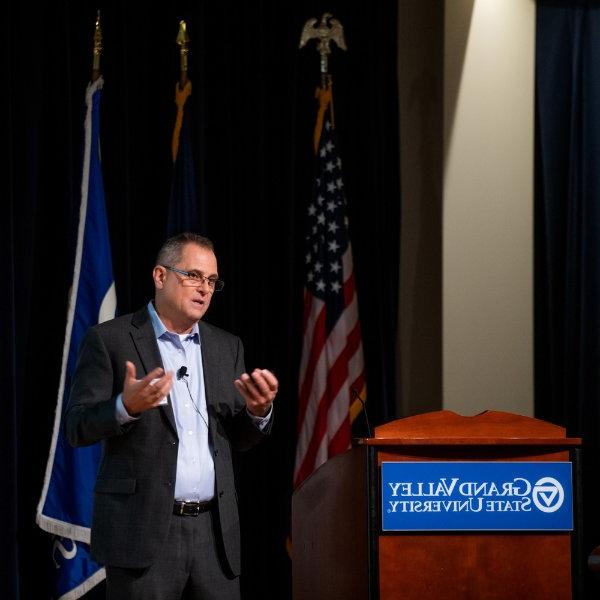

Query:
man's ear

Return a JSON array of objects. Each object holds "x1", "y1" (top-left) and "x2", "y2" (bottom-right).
[{"x1": 153, "y1": 265, "x2": 166, "y2": 289}]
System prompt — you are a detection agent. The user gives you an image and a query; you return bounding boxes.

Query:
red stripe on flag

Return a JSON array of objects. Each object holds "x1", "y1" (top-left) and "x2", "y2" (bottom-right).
[
  {"x1": 296, "y1": 298, "x2": 327, "y2": 430},
  {"x1": 328, "y1": 412, "x2": 351, "y2": 456},
  {"x1": 294, "y1": 319, "x2": 363, "y2": 487},
  {"x1": 299, "y1": 314, "x2": 362, "y2": 444}
]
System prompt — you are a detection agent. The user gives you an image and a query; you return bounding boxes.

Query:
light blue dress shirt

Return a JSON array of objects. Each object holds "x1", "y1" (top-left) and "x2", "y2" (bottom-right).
[{"x1": 115, "y1": 302, "x2": 271, "y2": 502}]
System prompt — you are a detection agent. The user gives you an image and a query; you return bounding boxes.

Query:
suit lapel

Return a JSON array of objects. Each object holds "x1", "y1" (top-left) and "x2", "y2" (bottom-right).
[
  {"x1": 130, "y1": 307, "x2": 178, "y2": 437},
  {"x1": 199, "y1": 321, "x2": 221, "y2": 416}
]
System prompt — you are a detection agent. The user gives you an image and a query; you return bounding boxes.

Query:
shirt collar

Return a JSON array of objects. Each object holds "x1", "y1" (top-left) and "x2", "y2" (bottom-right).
[{"x1": 147, "y1": 301, "x2": 200, "y2": 341}]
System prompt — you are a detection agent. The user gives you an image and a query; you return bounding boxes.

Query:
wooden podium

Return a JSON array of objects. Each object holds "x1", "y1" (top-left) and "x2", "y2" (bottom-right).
[{"x1": 292, "y1": 411, "x2": 581, "y2": 599}]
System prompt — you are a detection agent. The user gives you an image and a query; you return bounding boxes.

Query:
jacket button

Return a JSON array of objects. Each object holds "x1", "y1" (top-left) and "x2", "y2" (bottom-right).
[
  {"x1": 172, "y1": 441, "x2": 176, "y2": 446},
  {"x1": 214, "y1": 449, "x2": 219, "y2": 457},
  {"x1": 219, "y1": 491, "x2": 224, "y2": 498}
]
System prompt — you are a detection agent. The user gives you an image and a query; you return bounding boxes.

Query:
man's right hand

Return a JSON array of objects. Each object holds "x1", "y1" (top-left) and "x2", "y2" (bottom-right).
[{"x1": 122, "y1": 361, "x2": 174, "y2": 416}]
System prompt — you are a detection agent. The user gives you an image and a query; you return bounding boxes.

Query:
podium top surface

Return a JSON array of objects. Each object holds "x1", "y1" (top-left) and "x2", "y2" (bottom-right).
[{"x1": 356, "y1": 410, "x2": 581, "y2": 447}]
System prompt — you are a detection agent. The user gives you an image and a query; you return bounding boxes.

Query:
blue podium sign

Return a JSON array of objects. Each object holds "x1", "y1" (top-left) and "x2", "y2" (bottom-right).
[{"x1": 381, "y1": 462, "x2": 573, "y2": 532}]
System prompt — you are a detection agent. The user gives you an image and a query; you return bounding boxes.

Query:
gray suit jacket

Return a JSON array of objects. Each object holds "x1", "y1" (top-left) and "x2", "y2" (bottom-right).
[{"x1": 65, "y1": 306, "x2": 270, "y2": 575}]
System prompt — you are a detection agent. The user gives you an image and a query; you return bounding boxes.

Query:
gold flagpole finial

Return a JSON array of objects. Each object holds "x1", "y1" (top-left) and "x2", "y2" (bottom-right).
[
  {"x1": 92, "y1": 10, "x2": 102, "y2": 81},
  {"x1": 176, "y1": 20, "x2": 190, "y2": 87},
  {"x1": 299, "y1": 13, "x2": 347, "y2": 86}
]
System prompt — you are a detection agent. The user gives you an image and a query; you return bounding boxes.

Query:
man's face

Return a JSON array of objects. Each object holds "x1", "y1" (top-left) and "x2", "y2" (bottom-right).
[{"x1": 153, "y1": 243, "x2": 218, "y2": 332}]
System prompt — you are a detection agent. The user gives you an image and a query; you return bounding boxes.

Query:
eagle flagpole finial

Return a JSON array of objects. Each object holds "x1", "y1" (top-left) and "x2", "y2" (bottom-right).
[{"x1": 299, "y1": 13, "x2": 347, "y2": 79}]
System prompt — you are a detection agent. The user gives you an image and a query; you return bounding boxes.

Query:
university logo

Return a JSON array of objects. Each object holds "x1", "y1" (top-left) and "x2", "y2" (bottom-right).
[
  {"x1": 381, "y1": 462, "x2": 573, "y2": 531},
  {"x1": 532, "y1": 477, "x2": 564, "y2": 513}
]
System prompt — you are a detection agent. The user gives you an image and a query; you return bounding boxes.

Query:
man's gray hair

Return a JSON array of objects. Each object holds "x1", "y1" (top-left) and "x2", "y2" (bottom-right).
[{"x1": 156, "y1": 232, "x2": 215, "y2": 267}]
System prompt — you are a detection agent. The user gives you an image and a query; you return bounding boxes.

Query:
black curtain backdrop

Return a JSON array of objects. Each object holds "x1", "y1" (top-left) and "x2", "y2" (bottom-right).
[
  {"x1": 536, "y1": 1, "x2": 600, "y2": 597},
  {"x1": 4, "y1": 1, "x2": 399, "y2": 598}
]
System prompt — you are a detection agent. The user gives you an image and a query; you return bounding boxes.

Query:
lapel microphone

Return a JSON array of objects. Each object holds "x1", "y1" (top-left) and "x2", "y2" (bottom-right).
[{"x1": 177, "y1": 364, "x2": 208, "y2": 429}]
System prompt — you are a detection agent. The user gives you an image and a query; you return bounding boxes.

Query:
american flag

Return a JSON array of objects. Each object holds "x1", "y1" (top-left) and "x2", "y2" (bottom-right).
[{"x1": 294, "y1": 108, "x2": 366, "y2": 489}]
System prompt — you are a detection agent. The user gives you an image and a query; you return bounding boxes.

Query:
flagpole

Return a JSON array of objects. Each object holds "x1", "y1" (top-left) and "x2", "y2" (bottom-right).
[
  {"x1": 171, "y1": 20, "x2": 192, "y2": 163},
  {"x1": 299, "y1": 13, "x2": 347, "y2": 149},
  {"x1": 299, "y1": 12, "x2": 347, "y2": 80},
  {"x1": 92, "y1": 10, "x2": 102, "y2": 82},
  {"x1": 176, "y1": 20, "x2": 190, "y2": 89}
]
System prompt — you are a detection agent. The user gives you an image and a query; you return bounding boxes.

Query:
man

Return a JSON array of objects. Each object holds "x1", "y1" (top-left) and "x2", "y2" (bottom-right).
[{"x1": 66, "y1": 232, "x2": 277, "y2": 599}]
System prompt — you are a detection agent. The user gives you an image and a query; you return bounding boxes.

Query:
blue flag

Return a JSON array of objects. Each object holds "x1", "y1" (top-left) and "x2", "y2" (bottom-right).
[{"x1": 36, "y1": 77, "x2": 115, "y2": 599}]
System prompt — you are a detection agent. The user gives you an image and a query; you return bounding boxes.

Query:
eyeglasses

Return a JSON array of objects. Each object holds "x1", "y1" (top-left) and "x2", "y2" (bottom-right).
[{"x1": 162, "y1": 265, "x2": 225, "y2": 291}]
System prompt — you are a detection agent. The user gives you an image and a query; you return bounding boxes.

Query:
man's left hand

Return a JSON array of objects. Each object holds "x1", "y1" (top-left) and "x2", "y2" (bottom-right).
[{"x1": 234, "y1": 368, "x2": 278, "y2": 417}]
